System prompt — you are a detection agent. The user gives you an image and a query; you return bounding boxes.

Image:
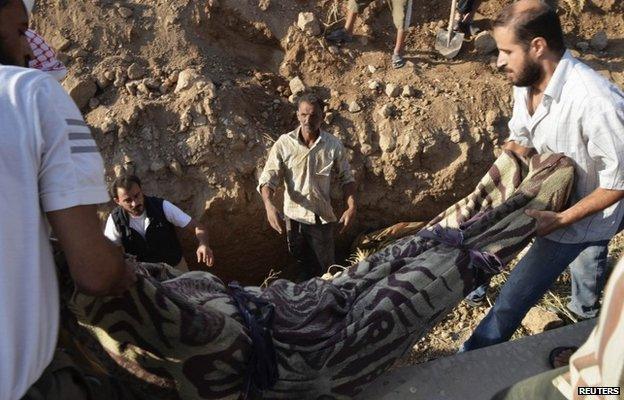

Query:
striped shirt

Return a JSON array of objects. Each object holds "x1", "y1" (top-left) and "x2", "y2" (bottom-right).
[
  {"x1": 257, "y1": 128, "x2": 355, "y2": 225},
  {"x1": 552, "y1": 258, "x2": 624, "y2": 399},
  {"x1": 508, "y1": 51, "x2": 624, "y2": 243}
]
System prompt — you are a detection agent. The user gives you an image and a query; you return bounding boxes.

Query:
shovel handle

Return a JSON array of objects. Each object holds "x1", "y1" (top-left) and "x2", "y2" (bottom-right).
[{"x1": 447, "y1": 0, "x2": 458, "y2": 46}]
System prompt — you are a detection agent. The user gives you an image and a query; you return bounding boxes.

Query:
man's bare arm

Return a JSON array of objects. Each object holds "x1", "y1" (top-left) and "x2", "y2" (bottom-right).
[
  {"x1": 261, "y1": 185, "x2": 284, "y2": 234},
  {"x1": 184, "y1": 219, "x2": 214, "y2": 266},
  {"x1": 526, "y1": 188, "x2": 624, "y2": 236},
  {"x1": 339, "y1": 182, "x2": 357, "y2": 234},
  {"x1": 47, "y1": 205, "x2": 135, "y2": 296}
]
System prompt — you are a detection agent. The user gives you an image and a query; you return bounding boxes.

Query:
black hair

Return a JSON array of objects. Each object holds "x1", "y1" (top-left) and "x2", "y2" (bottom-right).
[
  {"x1": 493, "y1": 1, "x2": 566, "y2": 56},
  {"x1": 296, "y1": 93, "x2": 324, "y2": 112},
  {"x1": 0, "y1": 0, "x2": 9, "y2": 8},
  {"x1": 111, "y1": 175, "x2": 142, "y2": 198}
]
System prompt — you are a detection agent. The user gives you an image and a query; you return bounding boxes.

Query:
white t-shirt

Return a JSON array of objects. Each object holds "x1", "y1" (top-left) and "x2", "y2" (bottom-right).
[
  {"x1": 0, "y1": 65, "x2": 109, "y2": 400},
  {"x1": 104, "y1": 200, "x2": 192, "y2": 245}
]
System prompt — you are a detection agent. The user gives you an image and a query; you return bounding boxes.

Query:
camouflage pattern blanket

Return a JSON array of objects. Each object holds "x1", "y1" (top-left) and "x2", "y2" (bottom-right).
[{"x1": 62, "y1": 151, "x2": 574, "y2": 399}]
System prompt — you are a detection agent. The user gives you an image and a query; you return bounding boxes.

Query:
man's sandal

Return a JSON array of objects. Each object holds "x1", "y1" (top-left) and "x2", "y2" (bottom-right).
[
  {"x1": 548, "y1": 346, "x2": 578, "y2": 369},
  {"x1": 392, "y1": 54, "x2": 406, "y2": 69}
]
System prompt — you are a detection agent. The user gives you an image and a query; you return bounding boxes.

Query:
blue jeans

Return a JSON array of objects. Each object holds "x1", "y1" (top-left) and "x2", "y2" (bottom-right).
[{"x1": 462, "y1": 236, "x2": 609, "y2": 351}]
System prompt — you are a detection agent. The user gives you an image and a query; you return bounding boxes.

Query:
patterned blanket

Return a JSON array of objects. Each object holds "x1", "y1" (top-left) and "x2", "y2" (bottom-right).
[{"x1": 61, "y1": 151, "x2": 574, "y2": 399}]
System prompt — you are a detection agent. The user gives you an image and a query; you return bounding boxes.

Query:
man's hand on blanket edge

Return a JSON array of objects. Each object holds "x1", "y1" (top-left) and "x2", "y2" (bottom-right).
[
  {"x1": 524, "y1": 209, "x2": 566, "y2": 236},
  {"x1": 502, "y1": 140, "x2": 536, "y2": 158},
  {"x1": 526, "y1": 189, "x2": 624, "y2": 237},
  {"x1": 112, "y1": 260, "x2": 138, "y2": 296},
  {"x1": 339, "y1": 206, "x2": 356, "y2": 234}
]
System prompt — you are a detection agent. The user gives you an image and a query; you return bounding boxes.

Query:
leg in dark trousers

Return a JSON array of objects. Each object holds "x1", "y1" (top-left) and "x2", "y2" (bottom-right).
[
  {"x1": 287, "y1": 218, "x2": 318, "y2": 282},
  {"x1": 302, "y1": 221, "x2": 336, "y2": 277},
  {"x1": 286, "y1": 218, "x2": 335, "y2": 282}
]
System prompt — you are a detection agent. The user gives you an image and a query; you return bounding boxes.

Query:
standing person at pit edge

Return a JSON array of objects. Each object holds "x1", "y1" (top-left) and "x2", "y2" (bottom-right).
[
  {"x1": 460, "y1": 0, "x2": 624, "y2": 353},
  {"x1": 454, "y1": 0, "x2": 482, "y2": 36},
  {"x1": 326, "y1": 0, "x2": 412, "y2": 68},
  {"x1": 104, "y1": 174, "x2": 215, "y2": 270},
  {"x1": 258, "y1": 94, "x2": 357, "y2": 282}
]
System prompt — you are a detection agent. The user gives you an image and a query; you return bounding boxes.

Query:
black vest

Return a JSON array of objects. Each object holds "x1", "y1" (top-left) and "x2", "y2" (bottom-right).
[{"x1": 111, "y1": 196, "x2": 183, "y2": 266}]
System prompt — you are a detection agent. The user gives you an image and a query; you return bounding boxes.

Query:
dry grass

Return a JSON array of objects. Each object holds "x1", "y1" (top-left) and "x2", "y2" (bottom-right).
[
  {"x1": 260, "y1": 268, "x2": 282, "y2": 289},
  {"x1": 323, "y1": 0, "x2": 342, "y2": 28}
]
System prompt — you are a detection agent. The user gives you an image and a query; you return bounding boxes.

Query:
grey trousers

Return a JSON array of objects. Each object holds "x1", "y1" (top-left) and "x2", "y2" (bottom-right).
[{"x1": 286, "y1": 218, "x2": 336, "y2": 282}]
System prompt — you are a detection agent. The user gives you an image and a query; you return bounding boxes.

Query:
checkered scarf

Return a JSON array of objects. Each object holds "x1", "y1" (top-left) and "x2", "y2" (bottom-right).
[{"x1": 26, "y1": 29, "x2": 67, "y2": 81}]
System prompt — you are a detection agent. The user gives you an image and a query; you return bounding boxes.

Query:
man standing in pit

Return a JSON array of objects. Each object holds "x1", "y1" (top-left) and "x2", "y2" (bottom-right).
[
  {"x1": 105, "y1": 174, "x2": 214, "y2": 270},
  {"x1": 258, "y1": 94, "x2": 357, "y2": 281}
]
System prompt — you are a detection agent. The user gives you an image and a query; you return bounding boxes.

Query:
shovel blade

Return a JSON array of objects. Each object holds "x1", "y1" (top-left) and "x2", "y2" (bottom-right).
[{"x1": 435, "y1": 29, "x2": 465, "y2": 59}]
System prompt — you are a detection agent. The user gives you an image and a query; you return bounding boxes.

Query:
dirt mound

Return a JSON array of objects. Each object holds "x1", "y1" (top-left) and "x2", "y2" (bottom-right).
[{"x1": 32, "y1": 0, "x2": 624, "y2": 284}]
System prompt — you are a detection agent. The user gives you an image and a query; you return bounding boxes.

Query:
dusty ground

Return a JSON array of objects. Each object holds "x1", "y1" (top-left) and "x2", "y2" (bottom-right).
[{"x1": 32, "y1": 0, "x2": 623, "y2": 366}]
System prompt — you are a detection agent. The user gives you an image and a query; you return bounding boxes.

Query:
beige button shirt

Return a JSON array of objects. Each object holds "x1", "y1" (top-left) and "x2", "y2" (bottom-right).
[{"x1": 258, "y1": 128, "x2": 355, "y2": 225}]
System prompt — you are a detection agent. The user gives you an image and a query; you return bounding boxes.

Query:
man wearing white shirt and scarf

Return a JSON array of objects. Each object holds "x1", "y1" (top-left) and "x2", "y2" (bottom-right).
[
  {"x1": 462, "y1": 0, "x2": 624, "y2": 352},
  {"x1": 0, "y1": 0, "x2": 138, "y2": 398}
]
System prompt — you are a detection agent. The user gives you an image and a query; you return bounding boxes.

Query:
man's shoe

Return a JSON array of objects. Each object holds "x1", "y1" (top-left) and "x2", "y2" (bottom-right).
[
  {"x1": 464, "y1": 295, "x2": 486, "y2": 307},
  {"x1": 326, "y1": 28, "x2": 353, "y2": 44}
]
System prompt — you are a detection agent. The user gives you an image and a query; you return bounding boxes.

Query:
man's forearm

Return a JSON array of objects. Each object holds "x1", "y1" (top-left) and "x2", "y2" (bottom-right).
[
  {"x1": 261, "y1": 184, "x2": 277, "y2": 209},
  {"x1": 559, "y1": 188, "x2": 624, "y2": 227},
  {"x1": 343, "y1": 182, "x2": 356, "y2": 210},
  {"x1": 47, "y1": 205, "x2": 129, "y2": 296},
  {"x1": 194, "y1": 222, "x2": 210, "y2": 246}
]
